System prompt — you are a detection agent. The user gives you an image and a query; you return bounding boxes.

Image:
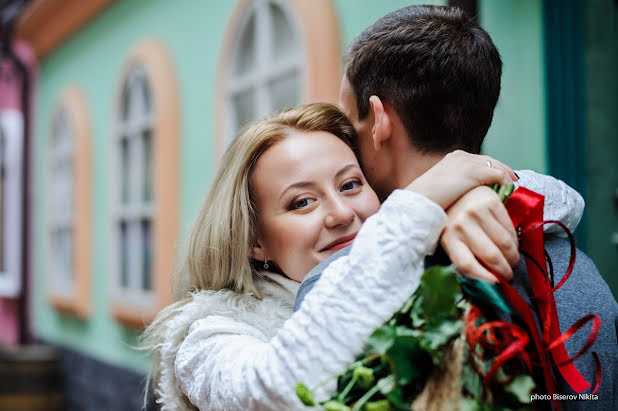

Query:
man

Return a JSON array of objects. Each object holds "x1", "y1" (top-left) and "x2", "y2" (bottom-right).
[{"x1": 295, "y1": 5, "x2": 617, "y2": 409}]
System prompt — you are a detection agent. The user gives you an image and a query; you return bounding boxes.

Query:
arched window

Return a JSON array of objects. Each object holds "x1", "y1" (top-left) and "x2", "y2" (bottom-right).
[
  {"x1": 225, "y1": 0, "x2": 304, "y2": 143},
  {"x1": 110, "y1": 39, "x2": 179, "y2": 327},
  {"x1": 113, "y1": 65, "x2": 154, "y2": 302},
  {"x1": 47, "y1": 87, "x2": 91, "y2": 318},
  {"x1": 217, "y1": 0, "x2": 342, "y2": 154},
  {"x1": 49, "y1": 109, "x2": 74, "y2": 294}
]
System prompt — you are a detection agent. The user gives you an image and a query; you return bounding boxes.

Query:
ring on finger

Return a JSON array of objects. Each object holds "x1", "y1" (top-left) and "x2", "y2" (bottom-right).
[{"x1": 486, "y1": 160, "x2": 493, "y2": 168}]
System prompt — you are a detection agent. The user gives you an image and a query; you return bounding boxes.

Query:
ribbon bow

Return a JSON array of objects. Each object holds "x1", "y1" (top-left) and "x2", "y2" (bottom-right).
[{"x1": 466, "y1": 187, "x2": 602, "y2": 410}]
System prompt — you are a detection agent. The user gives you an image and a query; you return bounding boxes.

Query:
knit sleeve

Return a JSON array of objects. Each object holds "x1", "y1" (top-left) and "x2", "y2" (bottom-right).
[
  {"x1": 175, "y1": 190, "x2": 447, "y2": 410},
  {"x1": 515, "y1": 170, "x2": 585, "y2": 236}
]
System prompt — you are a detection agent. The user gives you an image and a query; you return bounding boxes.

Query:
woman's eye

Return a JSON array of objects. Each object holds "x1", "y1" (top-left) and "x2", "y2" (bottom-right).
[
  {"x1": 341, "y1": 180, "x2": 362, "y2": 192},
  {"x1": 290, "y1": 198, "x2": 313, "y2": 210}
]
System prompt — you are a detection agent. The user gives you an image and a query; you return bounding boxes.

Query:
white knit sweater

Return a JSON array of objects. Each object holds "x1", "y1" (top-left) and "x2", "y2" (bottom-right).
[{"x1": 155, "y1": 175, "x2": 584, "y2": 410}]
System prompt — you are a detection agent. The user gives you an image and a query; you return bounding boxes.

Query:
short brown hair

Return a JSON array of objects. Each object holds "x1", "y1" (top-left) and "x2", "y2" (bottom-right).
[{"x1": 345, "y1": 5, "x2": 502, "y2": 154}]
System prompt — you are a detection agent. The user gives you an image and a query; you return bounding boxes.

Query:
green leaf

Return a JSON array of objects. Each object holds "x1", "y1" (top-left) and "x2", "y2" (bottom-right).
[
  {"x1": 367, "y1": 325, "x2": 396, "y2": 354},
  {"x1": 461, "y1": 397, "x2": 487, "y2": 411},
  {"x1": 394, "y1": 325, "x2": 420, "y2": 338},
  {"x1": 398, "y1": 295, "x2": 416, "y2": 315},
  {"x1": 295, "y1": 382, "x2": 316, "y2": 406},
  {"x1": 504, "y1": 375, "x2": 536, "y2": 404},
  {"x1": 385, "y1": 388, "x2": 408, "y2": 410},
  {"x1": 461, "y1": 362, "x2": 482, "y2": 399},
  {"x1": 378, "y1": 374, "x2": 396, "y2": 395},
  {"x1": 385, "y1": 335, "x2": 422, "y2": 385},
  {"x1": 420, "y1": 266, "x2": 461, "y2": 321},
  {"x1": 365, "y1": 399, "x2": 391, "y2": 411},
  {"x1": 410, "y1": 295, "x2": 426, "y2": 328},
  {"x1": 421, "y1": 319, "x2": 461, "y2": 351},
  {"x1": 458, "y1": 277, "x2": 515, "y2": 315},
  {"x1": 323, "y1": 400, "x2": 351, "y2": 411}
]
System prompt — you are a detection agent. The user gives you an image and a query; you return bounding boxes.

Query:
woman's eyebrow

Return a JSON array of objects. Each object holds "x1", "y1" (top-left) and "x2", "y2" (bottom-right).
[
  {"x1": 279, "y1": 164, "x2": 360, "y2": 200},
  {"x1": 280, "y1": 181, "x2": 314, "y2": 200},
  {"x1": 334, "y1": 164, "x2": 360, "y2": 180}
]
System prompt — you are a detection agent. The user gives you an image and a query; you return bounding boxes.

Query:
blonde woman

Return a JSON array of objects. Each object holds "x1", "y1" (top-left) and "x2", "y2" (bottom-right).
[{"x1": 142, "y1": 103, "x2": 582, "y2": 410}]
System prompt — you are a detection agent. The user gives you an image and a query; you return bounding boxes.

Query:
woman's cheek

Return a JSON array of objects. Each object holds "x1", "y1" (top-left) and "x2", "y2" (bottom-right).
[{"x1": 357, "y1": 196, "x2": 380, "y2": 222}]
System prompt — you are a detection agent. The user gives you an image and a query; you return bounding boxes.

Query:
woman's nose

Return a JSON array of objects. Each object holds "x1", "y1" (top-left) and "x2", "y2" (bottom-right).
[{"x1": 324, "y1": 197, "x2": 355, "y2": 228}]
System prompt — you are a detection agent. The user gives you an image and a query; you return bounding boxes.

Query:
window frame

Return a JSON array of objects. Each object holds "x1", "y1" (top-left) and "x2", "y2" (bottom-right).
[
  {"x1": 0, "y1": 109, "x2": 24, "y2": 298},
  {"x1": 109, "y1": 38, "x2": 179, "y2": 328},
  {"x1": 225, "y1": 0, "x2": 306, "y2": 144},
  {"x1": 46, "y1": 87, "x2": 91, "y2": 318},
  {"x1": 216, "y1": 0, "x2": 342, "y2": 159},
  {"x1": 112, "y1": 64, "x2": 155, "y2": 306}
]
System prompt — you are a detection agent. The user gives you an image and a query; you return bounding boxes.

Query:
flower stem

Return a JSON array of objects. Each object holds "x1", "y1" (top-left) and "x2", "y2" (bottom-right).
[
  {"x1": 337, "y1": 375, "x2": 358, "y2": 403},
  {"x1": 350, "y1": 375, "x2": 395, "y2": 411}
]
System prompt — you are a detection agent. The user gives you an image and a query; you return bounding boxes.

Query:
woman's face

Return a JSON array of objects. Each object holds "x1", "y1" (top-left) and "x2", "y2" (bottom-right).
[{"x1": 251, "y1": 130, "x2": 380, "y2": 282}]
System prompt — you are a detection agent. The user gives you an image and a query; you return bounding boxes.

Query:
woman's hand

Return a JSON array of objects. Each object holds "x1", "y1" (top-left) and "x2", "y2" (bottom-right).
[
  {"x1": 405, "y1": 150, "x2": 517, "y2": 210},
  {"x1": 441, "y1": 186, "x2": 520, "y2": 283}
]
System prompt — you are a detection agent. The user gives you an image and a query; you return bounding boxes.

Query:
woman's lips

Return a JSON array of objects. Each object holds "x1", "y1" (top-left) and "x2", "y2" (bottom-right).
[
  {"x1": 322, "y1": 233, "x2": 357, "y2": 252},
  {"x1": 328, "y1": 239, "x2": 355, "y2": 252}
]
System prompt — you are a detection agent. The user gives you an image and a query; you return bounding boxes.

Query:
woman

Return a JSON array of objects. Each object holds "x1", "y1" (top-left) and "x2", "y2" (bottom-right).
[{"x1": 142, "y1": 103, "x2": 581, "y2": 410}]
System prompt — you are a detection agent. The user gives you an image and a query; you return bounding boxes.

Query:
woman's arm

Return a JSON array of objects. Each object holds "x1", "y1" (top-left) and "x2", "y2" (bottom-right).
[
  {"x1": 175, "y1": 151, "x2": 510, "y2": 410},
  {"x1": 175, "y1": 191, "x2": 447, "y2": 410}
]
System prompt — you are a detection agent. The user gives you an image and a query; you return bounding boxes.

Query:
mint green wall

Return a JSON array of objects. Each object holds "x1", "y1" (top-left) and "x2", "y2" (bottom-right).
[
  {"x1": 480, "y1": 0, "x2": 547, "y2": 173},
  {"x1": 32, "y1": 0, "x2": 548, "y2": 375},
  {"x1": 334, "y1": 0, "x2": 445, "y2": 46},
  {"x1": 33, "y1": 0, "x2": 236, "y2": 373}
]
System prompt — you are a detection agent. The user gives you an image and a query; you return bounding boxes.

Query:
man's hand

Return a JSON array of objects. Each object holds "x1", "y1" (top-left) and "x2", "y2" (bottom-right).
[{"x1": 441, "y1": 186, "x2": 519, "y2": 283}]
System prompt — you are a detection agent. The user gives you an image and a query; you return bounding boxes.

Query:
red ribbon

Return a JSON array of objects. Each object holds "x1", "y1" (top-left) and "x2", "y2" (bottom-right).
[
  {"x1": 465, "y1": 187, "x2": 602, "y2": 409},
  {"x1": 466, "y1": 305, "x2": 532, "y2": 385}
]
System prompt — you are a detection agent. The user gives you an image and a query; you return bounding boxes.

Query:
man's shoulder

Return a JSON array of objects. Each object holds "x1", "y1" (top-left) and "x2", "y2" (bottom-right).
[
  {"x1": 543, "y1": 236, "x2": 616, "y2": 307},
  {"x1": 294, "y1": 247, "x2": 351, "y2": 311},
  {"x1": 515, "y1": 235, "x2": 617, "y2": 408}
]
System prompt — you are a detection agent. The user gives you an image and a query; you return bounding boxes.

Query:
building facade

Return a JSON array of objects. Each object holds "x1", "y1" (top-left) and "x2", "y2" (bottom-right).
[{"x1": 0, "y1": 0, "x2": 615, "y2": 408}]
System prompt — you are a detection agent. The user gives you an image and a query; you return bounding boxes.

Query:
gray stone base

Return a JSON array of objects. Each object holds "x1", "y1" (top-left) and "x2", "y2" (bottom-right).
[{"x1": 41, "y1": 341, "x2": 158, "y2": 410}]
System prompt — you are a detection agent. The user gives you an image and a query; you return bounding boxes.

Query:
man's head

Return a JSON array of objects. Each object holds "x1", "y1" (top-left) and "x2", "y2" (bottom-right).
[{"x1": 341, "y1": 5, "x2": 502, "y2": 195}]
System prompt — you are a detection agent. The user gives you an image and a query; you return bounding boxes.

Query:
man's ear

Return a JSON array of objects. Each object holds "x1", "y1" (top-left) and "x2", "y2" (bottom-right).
[
  {"x1": 250, "y1": 240, "x2": 267, "y2": 262},
  {"x1": 369, "y1": 96, "x2": 392, "y2": 151}
]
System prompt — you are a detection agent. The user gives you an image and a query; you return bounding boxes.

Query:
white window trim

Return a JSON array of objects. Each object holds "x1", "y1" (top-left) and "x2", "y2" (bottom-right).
[
  {"x1": 225, "y1": 0, "x2": 306, "y2": 144},
  {"x1": 0, "y1": 110, "x2": 24, "y2": 297},
  {"x1": 47, "y1": 109, "x2": 75, "y2": 297},
  {"x1": 110, "y1": 64, "x2": 156, "y2": 309}
]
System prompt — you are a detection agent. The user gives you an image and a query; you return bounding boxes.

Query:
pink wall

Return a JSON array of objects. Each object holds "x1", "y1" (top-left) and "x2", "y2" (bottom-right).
[{"x1": 0, "y1": 41, "x2": 36, "y2": 345}]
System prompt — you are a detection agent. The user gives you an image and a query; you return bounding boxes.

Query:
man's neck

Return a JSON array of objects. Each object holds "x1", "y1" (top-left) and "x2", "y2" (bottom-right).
[{"x1": 393, "y1": 148, "x2": 445, "y2": 189}]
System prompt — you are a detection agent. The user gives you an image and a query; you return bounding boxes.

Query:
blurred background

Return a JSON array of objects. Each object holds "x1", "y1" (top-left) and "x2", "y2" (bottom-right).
[{"x1": 0, "y1": 0, "x2": 615, "y2": 409}]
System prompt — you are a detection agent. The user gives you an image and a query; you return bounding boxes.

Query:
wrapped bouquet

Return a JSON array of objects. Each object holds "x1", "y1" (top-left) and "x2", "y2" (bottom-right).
[{"x1": 296, "y1": 185, "x2": 601, "y2": 411}]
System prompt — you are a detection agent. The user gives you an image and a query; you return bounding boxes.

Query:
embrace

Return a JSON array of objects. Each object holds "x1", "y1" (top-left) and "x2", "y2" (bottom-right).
[{"x1": 142, "y1": 5, "x2": 617, "y2": 410}]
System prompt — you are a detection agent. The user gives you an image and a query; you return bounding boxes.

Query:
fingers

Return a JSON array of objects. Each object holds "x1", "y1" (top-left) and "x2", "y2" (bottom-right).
[
  {"x1": 448, "y1": 150, "x2": 514, "y2": 188},
  {"x1": 482, "y1": 162, "x2": 513, "y2": 187},
  {"x1": 445, "y1": 215, "x2": 515, "y2": 281},
  {"x1": 441, "y1": 186, "x2": 519, "y2": 282},
  {"x1": 488, "y1": 203, "x2": 520, "y2": 266},
  {"x1": 441, "y1": 235, "x2": 503, "y2": 283},
  {"x1": 484, "y1": 156, "x2": 518, "y2": 181}
]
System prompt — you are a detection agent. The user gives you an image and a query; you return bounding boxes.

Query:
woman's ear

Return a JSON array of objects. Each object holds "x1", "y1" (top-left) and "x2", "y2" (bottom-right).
[
  {"x1": 250, "y1": 240, "x2": 267, "y2": 262},
  {"x1": 369, "y1": 95, "x2": 392, "y2": 151}
]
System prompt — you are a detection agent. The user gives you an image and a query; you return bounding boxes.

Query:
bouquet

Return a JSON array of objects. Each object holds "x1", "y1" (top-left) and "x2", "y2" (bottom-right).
[{"x1": 296, "y1": 185, "x2": 601, "y2": 411}]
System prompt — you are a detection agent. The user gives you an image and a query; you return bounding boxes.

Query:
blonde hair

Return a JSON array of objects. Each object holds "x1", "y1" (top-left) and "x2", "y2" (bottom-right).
[
  {"x1": 176, "y1": 102, "x2": 357, "y2": 299},
  {"x1": 140, "y1": 102, "x2": 357, "y2": 406}
]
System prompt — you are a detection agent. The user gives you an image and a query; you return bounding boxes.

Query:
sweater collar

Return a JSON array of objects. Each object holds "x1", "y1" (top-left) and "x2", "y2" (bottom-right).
[{"x1": 255, "y1": 270, "x2": 300, "y2": 306}]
